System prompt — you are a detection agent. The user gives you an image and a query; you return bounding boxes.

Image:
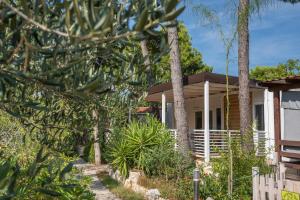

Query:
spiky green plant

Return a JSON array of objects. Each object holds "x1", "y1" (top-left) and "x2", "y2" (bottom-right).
[{"x1": 107, "y1": 116, "x2": 174, "y2": 177}]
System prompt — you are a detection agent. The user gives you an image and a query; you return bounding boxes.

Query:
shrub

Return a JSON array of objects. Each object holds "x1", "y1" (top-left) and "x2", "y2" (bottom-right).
[
  {"x1": 107, "y1": 116, "x2": 176, "y2": 177},
  {"x1": 0, "y1": 147, "x2": 94, "y2": 200},
  {"x1": 142, "y1": 145, "x2": 194, "y2": 180},
  {"x1": 198, "y1": 133, "x2": 271, "y2": 200}
]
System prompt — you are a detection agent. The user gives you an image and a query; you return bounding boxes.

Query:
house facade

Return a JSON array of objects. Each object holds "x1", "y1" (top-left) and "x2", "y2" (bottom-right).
[{"x1": 146, "y1": 72, "x2": 275, "y2": 162}]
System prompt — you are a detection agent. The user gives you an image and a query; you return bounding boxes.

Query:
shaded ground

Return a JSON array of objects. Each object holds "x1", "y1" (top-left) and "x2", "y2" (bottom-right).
[{"x1": 74, "y1": 159, "x2": 121, "y2": 200}]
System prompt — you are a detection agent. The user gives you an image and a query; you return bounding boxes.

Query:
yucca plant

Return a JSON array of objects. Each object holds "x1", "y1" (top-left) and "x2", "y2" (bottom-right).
[
  {"x1": 109, "y1": 138, "x2": 134, "y2": 177},
  {"x1": 108, "y1": 116, "x2": 174, "y2": 177}
]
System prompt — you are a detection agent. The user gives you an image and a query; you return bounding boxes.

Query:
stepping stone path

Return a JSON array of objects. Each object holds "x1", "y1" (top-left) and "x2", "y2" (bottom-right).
[{"x1": 73, "y1": 159, "x2": 121, "y2": 200}]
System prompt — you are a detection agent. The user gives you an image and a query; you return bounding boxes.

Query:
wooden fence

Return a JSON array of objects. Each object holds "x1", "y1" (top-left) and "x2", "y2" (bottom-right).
[{"x1": 253, "y1": 164, "x2": 300, "y2": 200}]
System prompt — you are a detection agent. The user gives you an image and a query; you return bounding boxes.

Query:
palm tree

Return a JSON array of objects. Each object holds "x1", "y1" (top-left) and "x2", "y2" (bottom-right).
[
  {"x1": 238, "y1": 0, "x2": 253, "y2": 151},
  {"x1": 167, "y1": 23, "x2": 189, "y2": 154}
]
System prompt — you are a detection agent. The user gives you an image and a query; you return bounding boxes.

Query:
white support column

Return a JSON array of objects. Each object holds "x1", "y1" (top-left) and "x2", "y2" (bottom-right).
[
  {"x1": 162, "y1": 93, "x2": 166, "y2": 124},
  {"x1": 264, "y1": 89, "x2": 271, "y2": 159},
  {"x1": 204, "y1": 81, "x2": 210, "y2": 163}
]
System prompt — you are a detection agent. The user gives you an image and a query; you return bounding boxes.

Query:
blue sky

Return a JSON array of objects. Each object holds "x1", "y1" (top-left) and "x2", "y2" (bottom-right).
[{"x1": 178, "y1": 1, "x2": 300, "y2": 75}]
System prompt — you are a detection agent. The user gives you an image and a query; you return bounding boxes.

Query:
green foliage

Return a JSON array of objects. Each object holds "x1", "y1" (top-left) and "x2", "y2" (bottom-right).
[
  {"x1": 0, "y1": 147, "x2": 94, "y2": 200},
  {"x1": 0, "y1": 110, "x2": 27, "y2": 158},
  {"x1": 107, "y1": 116, "x2": 176, "y2": 177},
  {"x1": 198, "y1": 134, "x2": 271, "y2": 200},
  {"x1": 155, "y1": 22, "x2": 213, "y2": 82},
  {"x1": 0, "y1": 0, "x2": 184, "y2": 108},
  {"x1": 82, "y1": 142, "x2": 95, "y2": 163},
  {"x1": 250, "y1": 59, "x2": 300, "y2": 81},
  {"x1": 142, "y1": 145, "x2": 194, "y2": 179},
  {"x1": 147, "y1": 132, "x2": 271, "y2": 200},
  {"x1": 0, "y1": 0, "x2": 186, "y2": 163}
]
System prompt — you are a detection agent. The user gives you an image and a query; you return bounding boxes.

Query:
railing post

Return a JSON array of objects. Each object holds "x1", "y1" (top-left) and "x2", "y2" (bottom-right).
[{"x1": 204, "y1": 81, "x2": 210, "y2": 163}]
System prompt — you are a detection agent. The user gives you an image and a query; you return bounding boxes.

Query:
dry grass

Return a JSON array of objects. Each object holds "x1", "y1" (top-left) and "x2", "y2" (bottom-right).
[{"x1": 138, "y1": 176, "x2": 178, "y2": 200}]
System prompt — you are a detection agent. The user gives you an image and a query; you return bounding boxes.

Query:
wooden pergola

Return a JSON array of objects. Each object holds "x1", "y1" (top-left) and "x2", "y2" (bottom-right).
[{"x1": 261, "y1": 76, "x2": 300, "y2": 169}]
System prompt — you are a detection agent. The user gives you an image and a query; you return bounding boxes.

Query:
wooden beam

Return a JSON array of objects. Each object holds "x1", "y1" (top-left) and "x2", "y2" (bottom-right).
[
  {"x1": 280, "y1": 140, "x2": 300, "y2": 147},
  {"x1": 266, "y1": 83, "x2": 300, "y2": 91},
  {"x1": 274, "y1": 90, "x2": 281, "y2": 162},
  {"x1": 283, "y1": 162, "x2": 300, "y2": 170},
  {"x1": 280, "y1": 151, "x2": 300, "y2": 159}
]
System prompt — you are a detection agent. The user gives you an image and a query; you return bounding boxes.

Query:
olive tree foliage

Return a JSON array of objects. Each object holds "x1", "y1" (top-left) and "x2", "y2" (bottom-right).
[{"x1": 0, "y1": 0, "x2": 185, "y2": 140}]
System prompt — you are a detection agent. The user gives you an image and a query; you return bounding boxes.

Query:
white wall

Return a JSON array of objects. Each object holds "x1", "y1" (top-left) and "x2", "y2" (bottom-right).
[
  {"x1": 252, "y1": 90, "x2": 275, "y2": 160},
  {"x1": 185, "y1": 94, "x2": 224, "y2": 130}
]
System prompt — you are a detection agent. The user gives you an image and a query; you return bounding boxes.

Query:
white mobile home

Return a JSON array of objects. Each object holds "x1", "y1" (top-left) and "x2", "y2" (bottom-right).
[{"x1": 146, "y1": 72, "x2": 275, "y2": 162}]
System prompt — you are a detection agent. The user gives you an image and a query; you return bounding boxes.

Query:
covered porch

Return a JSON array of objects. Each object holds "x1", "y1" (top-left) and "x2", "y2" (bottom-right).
[{"x1": 146, "y1": 72, "x2": 272, "y2": 162}]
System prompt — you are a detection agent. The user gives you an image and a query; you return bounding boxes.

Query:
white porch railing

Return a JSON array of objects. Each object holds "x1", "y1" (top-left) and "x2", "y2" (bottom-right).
[
  {"x1": 169, "y1": 129, "x2": 178, "y2": 149},
  {"x1": 169, "y1": 129, "x2": 267, "y2": 159},
  {"x1": 191, "y1": 129, "x2": 241, "y2": 158}
]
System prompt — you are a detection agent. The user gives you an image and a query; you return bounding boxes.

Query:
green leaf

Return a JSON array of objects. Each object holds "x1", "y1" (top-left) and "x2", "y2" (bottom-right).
[
  {"x1": 36, "y1": 147, "x2": 44, "y2": 163},
  {"x1": 79, "y1": 78, "x2": 101, "y2": 93},
  {"x1": 72, "y1": 0, "x2": 85, "y2": 30},
  {"x1": 135, "y1": 9, "x2": 148, "y2": 32},
  {"x1": 7, "y1": 163, "x2": 19, "y2": 194},
  {"x1": 94, "y1": 8, "x2": 109, "y2": 30},
  {"x1": 88, "y1": 0, "x2": 96, "y2": 25},
  {"x1": 0, "y1": 161, "x2": 11, "y2": 189},
  {"x1": 59, "y1": 163, "x2": 73, "y2": 180},
  {"x1": 36, "y1": 188, "x2": 61, "y2": 197}
]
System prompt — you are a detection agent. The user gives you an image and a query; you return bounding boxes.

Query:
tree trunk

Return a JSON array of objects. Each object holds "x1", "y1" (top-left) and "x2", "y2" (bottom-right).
[
  {"x1": 238, "y1": 0, "x2": 253, "y2": 151},
  {"x1": 92, "y1": 109, "x2": 101, "y2": 165},
  {"x1": 140, "y1": 40, "x2": 153, "y2": 86},
  {"x1": 167, "y1": 25, "x2": 189, "y2": 154}
]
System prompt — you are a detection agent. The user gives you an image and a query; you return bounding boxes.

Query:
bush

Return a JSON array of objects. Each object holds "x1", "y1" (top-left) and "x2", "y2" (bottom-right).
[
  {"x1": 107, "y1": 116, "x2": 178, "y2": 177},
  {"x1": 0, "y1": 147, "x2": 94, "y2": 200},
  {"x1": 142, "y1": 145, "x2": 194, "y2": 179},
  {"x1": 198, "y1": 133, "x2": 271, "y2": 200}
]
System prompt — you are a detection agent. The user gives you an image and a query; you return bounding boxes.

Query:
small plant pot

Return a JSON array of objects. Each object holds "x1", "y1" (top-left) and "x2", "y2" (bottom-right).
[{"x1": 76, "y1": 145, "x2": 85, "y2": 157}]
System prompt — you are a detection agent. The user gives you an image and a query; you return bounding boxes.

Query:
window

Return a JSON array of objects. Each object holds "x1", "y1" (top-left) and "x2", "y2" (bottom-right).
[
  {"x1": 254, "y1": 104, "x2": 265, "y2": 131},
  {"x1": 216, "y1": 108, "x2": 222, "y2": 130},
  {"x1": 195, "y1": 111, "x2": 202, "y2": 129},
  {"x1": 209, "y1": 110, "x2": 213, "y2": 129}
]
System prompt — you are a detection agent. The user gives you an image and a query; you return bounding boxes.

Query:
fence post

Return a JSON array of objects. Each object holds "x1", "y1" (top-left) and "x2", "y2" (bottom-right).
[
  {"x1": 252, "y1": 167, "x2": 259, "y2": 200},
  {"x1": 193, "y1": 168, "x2": 200, "y2": 200},
  {"x1": 278, "y1": 162, "x2": 286, "y2": 192}
]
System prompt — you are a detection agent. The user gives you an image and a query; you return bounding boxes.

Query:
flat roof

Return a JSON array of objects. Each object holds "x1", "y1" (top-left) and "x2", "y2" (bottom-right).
[
  {"x1": 148, "y1": 72, "x2": 260, "y2": 95},
  {"x1": 260, "y1": 75, "x2": 300, "y2": 90}
]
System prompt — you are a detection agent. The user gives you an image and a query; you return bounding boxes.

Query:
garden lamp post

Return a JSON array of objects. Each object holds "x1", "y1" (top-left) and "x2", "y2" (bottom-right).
[{"x1": 194, "y1": 168, "x2": 200, "y2": 200}]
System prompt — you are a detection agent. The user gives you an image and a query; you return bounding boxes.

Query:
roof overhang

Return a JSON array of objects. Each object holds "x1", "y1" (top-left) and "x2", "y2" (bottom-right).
[
  {"x1": 260, "y1": 76, "x2": 300, "y2": 91},
  {"x1": 146, "y1": 72, "x2": 263, "y2": 102}
]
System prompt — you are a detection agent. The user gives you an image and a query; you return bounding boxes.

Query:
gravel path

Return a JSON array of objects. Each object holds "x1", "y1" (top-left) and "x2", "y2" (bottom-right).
[{"x1": 74, "y1": 159, "x2": 121, "y2": 200}]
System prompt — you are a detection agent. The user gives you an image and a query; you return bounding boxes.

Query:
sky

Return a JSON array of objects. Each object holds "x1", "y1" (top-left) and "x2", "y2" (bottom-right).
[{"x1": 178, "y1": 1, "x2": 300, "y2": 75}]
